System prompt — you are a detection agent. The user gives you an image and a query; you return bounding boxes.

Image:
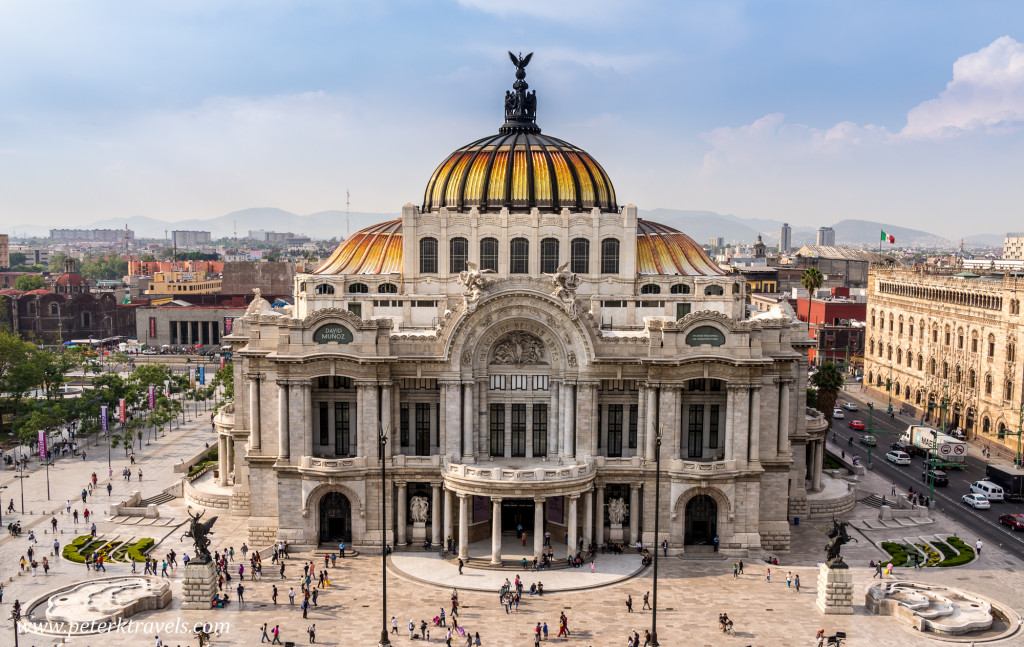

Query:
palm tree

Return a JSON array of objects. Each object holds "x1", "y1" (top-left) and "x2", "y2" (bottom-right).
[
  {"x1": 800, "y1": 267, "x2": 824, "y2": 322},
  {"x1": 812, "y1": 362, "x2": 845, "y2": 427}
]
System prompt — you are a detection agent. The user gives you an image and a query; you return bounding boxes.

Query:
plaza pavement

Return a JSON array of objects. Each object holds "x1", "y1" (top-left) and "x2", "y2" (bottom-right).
[{"x1": 2, "y1": 410, "x2": 1023, "y2": 646}]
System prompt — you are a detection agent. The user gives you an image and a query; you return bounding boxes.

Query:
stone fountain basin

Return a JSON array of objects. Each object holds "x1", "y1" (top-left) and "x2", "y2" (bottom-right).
[
  {"x1": 867, "y1": 582, "x2": 992, "y2": 635},
  {"x1": 44, "y1": 576, "x2": 171, "y2": 626}
]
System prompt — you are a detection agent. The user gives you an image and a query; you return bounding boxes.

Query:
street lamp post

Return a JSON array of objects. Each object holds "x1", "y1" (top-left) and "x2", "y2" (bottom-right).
[
  {"x1": 650, "y1": 431, "x2": 663, "y2": 647},
  {"x1": 378, "y1": 423, "x2": 392, "y2": 647},
  {"x1": 15, "y1": 466, "x2": 28, "y2": 514},
  {"x1": 11, "y1": 607, "x2": 21, "y2": 647}
]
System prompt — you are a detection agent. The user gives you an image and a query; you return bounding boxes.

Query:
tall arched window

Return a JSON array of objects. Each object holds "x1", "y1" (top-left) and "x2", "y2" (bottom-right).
[
  {"x1": 449, "y1": 237, "x2": 468, "y2": 274},
  {"x1": 1009, "y1": 342, "x2": 1017, "y2": 363},
  {"x1": 510, "y1": 238, "x2": 529, "y2": 274},
  {"x1": 348, "y1": 283, "x2": 369, "y2": 294},
  {"x1": 570, "y1": 238, "x2": 590, "y2": 274},
  {"x1": 640, "y1": 284, "x2": 661, "y2": 294},
  {"x1": 378, "y1": 283, "x2": 398, "y2": 294},
  {"x1": 480, "y1": 237, "x2": 498, "y2": 272},
  {"x1": 600, "y1": 238, "x2": 620, "y2": 274},
  {"x1": 670, "y1": 284, "x2": 691, "y2": 294},
  {"x1": 968, "y1": 370, "x2": 976, "y2": 389},
  {"x1": 705, "y1": 285, "x2": 724, "y2": 296},
  {"x1": 540, "y1": 238, "x2": 560, "y2": 274},
  {"x1": 49, "y1": 303, "x2": 59, "y2": 316},
  {"x1": 985, "y1": 374, "x2": 992, "y2": 395},
  {"x1": 869, "y1": 340, "x2": 875, "y2": 355},
  {"x1": 419, "y1": 237, "x2": 438, "y2": 274},
  {"x1": 896, "y1": 349, "x2": 903, "y2": 364},
  {"x1": 315, "y1": 283, "x2": 335, "y2": 295}
]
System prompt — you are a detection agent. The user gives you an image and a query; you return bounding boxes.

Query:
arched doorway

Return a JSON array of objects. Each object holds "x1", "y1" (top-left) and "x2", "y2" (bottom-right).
[
  {"x1": 319, "y1": 492, "x2": 352, "y2": 543},
  {"x1": 684, "y1": 495, "x2": 717, "y2": 545}
]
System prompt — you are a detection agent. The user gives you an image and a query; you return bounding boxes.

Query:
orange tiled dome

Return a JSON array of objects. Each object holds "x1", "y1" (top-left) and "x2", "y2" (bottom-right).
[
  {"x1": 312, "y1": 219, "x2": 403, "y2": 275},
  {"x1": 637, "y1": 219, "x2": 726, "y2": 276}
]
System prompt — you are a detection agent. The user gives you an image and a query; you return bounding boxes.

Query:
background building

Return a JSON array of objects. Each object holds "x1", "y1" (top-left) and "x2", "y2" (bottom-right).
[
  {"x1": 779, "y1": 223, "x2": 791, "y2": 253},
  {"x1": 171, "y1": 230, "x2": 212, "y2": 246},
  {"x1": 708, "y1": 236, "x2": 725, "y2": 248},
  {"x1": 221, "y1": 261, "x2": 296, "y2": 296},
  {"x1": 792, "y1": 245, "x2": 890, "y2": 289},
  {"x1": 1004, "y1": 232, "x2": 1024, "y2": 261},
  {"x1": 816, "y1": 227, "x2": 835, "y2": 246},
  {"x1": 0, "y1": 234, "x2": 8, "y2": 269},
  {"x1": 795, "y1": 288, "x2": 866, "y2": 369},
  {"x1": 863, "y1": 267, "x2": 1024, "y2": 457},
  {"x1": 50, "y1": 228, "x2": 133, "y2": 242}
]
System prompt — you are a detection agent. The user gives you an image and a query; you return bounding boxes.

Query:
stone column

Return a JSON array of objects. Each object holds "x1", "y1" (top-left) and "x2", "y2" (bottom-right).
[
  {"x1": 491, "y1": 497, "x2": 503, "y2": 565},
  {"x1": 217, "y1": 433, "x2": 228, "y2": 486},
  {"x1": 301, "y1": 383, "x2": 313, "y2": 459},
  {"x1": 396, "y1": 482, "x2": 407, "y2": 546},
  {"x1": 458, "y1": 494, "x2": 469, "y2": 560},
  {"x1": 549, "y1": 381, "x2": 560, "y2": 456},
  {"x1": 778, "y1": 379, "x2": 792, "y2": 454},
  {"x1": 567, "y1": 494, "x2": 579, "y2": 558},
  {"x1": 249, "y1": 374, "x2": 261, "y2": 451},
  {"x1": 812, "y1": 441, "x2": 823, "y2": 492},
  {"x1": 748, "y1": 385, "x2": 761, "y2": 466},
  {"x1": 533, "y1": 497, "x2": 545, "y2": 559},
  {"x1": 629, "y1": 484, "x2": 640, "y2": 545},
  {"x1": 462, "y1": 383, "x2": 474, "y2": 460},
  {"x1": 443, "y1": 488, "x2": 453, "y2": 546},
  {"x1": 431, "y1": 483, "x2": 442, "y2": 546},
  {"x1": 645, "y1": 385, "x2": 658, "y2": 460},
  {"x1": 595, "y1": 485, "x2": 605, "y2": 544},
  {"x1": 357, "y1": 383, "x2": 379, "y2": 460},
  {"x1": 724, "y1": 386, "x2": 737, "y2": 460},
  {"x1": 226, "y1": 437, "x2": 235, "y2": 478},
  {"x1": 583, "y1": 490, "x2": 593, "y2": 547},
  {"x1": 442, "y1": 381, "x2": 458, "y2": 457},
  {"x1": 277, "y1": 381, "x2": 289, "y2": 460},
  {"x1": 562, "y1": 383, "x2": 575, "y2": 458},
  {"x1": 381, "y1": 382, "x2": 392, "y2": 459}
]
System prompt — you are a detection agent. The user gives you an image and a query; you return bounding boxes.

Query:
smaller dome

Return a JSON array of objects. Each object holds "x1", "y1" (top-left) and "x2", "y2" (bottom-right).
[
  {"x1": 55, "y1": 273, "x2": 88, "y2": 286},
  {"x1": 636, "y1": 219, "x2": 726, "y2": 276},
  {"x1": 22, "y1": 288, "x2": 52, "y2": 296},
  {"x1": 313, "y1": 219, "x2": 403, "y2": 275}
]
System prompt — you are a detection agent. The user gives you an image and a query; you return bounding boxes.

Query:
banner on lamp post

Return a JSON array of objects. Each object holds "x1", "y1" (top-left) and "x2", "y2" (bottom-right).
[
  {"x1": 100, "y1": 405, "x2": 108, "y2": 432},
  {"x1": 198, "y1": 366, "x2": 206, "y2": 385},
  {"x1": 149, "y1": 386, "x2": 156, "y2": 409},
  {"x1": 164, "y1": 379, "x2": 171, "y2": 396},
  {"x1": 189, "y1": 367, "x2": 196, "y2": 386},
  {"x1": 119, "y1": 398, "x2": 127, "y2": 423},
  {"x1": 219, "y1": 356, "x2": 226, "y2": 370},
  {"x1": 38, "y1": 429, "x2": 47, "y2": 460}
]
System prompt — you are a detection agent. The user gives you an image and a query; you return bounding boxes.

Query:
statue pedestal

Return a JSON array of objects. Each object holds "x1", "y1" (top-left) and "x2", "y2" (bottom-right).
[
  {"x1": 411, "y1": 521, "x2": 427, "y2": 542},
  {"x1": 816, "y1": 564, "x2": 854, "y2": 615},
  {"x1": 608, "y1": 523, "x2": 624, "y2": 543},
  {"x1": 181, "y1": 559, "x2": 218, "y2": 610}
]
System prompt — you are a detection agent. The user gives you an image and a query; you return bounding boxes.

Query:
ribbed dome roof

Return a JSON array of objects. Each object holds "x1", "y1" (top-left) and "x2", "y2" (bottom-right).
[
  {"x1": 55, "y1": 272, "x2": 88, "y2": 286},
  {"x1": 313, "y1": 218, "x2": 725, "y2": 277},
  {"x1": 422, "y1": 132, "x2": 617, "y2": 214},
  {"x1": 312, "y1": 219, "x2": 403, "y2": 275},
  {"x1": 636, "y1": 219, "x2": 726, "y2": 276}
]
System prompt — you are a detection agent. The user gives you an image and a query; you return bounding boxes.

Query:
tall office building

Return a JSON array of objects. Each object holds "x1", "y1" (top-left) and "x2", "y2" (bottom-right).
[
  {"x1": 171, "y1": 231, "x2": 212, "y2": 247},
  {"x1": 1004, "y1": 232, "x2": 1024, "y2": 261},
  {"x1": 779, "y1": 223, "x2": 791, "y2": 253},
  {"x1": 816, "y1": 227, "x2": 835, "y2": 246}
]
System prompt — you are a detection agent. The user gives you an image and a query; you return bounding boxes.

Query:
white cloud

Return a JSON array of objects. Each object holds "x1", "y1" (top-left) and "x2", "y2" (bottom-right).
[
  {"x1": 903, "y1": 36, "x2": 1024, "y2": 137},
  {"x1": 457, "y1": 0, "x2": 629, "y2": 24}
]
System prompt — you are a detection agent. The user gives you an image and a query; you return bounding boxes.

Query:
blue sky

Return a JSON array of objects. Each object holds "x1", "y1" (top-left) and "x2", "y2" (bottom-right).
[{"x1": 2, "y1": 1, "x2": 1023, "y2": 237}]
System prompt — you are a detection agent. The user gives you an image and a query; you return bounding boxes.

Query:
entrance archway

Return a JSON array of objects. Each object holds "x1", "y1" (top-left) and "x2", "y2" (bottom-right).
[
  {"x1": 319, "y1": 492, "x2": 352, "y2": 543},
  {"x1": 501, "y1": 499, "x2": 535, "y2": 533},
  {"x1": 684, "y1": 494, "x2": 717, "y2": 545}
]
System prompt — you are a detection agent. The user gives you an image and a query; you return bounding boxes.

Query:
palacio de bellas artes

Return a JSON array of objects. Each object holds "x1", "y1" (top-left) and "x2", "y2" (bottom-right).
[{"x1": 217, "y1": 54, "x2": 825, "y2": 562}]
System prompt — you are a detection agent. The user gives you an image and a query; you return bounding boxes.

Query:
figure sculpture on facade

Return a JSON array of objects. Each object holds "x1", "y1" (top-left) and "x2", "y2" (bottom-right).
[
  {"x1": 547, "y1": 262, "x2": 581, "y2": 304},
  {"x1": 823, "y1": 517, "x2": 857, "y2": 568},
  {"x1": 183, "y1": 510, "x2": 218, "y2": 562},
  {"x1": 244, "y1": 288, "x2": 272, "y2": 318},
  {"x1": 409, "y1": 495, "x2": 429, "y2": 524},
  {"x1": 607, "y1": 497, "x2": 627, "y2": 525},
  {"x1": 458, "y1": 262, "x2": 494, "y2": 311}
]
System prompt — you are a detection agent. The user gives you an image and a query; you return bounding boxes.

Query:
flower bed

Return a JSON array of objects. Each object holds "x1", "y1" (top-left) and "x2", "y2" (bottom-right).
[
  {"x1": 881, "y1": 541, "x2": 910, "y2": 567},
  {"x1": 62, "y1": 536, "x2": 154, "y2": 563},
  {"x1": 914, "y1": 543, "x2": 941, "y2": 566},
  {"x1": 938, "y1": 536, "x2": 975, "y2": 567}
]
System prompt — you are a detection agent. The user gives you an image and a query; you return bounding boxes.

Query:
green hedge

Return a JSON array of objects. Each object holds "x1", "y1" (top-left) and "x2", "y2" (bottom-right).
[
  {"x1": 881, "y1": 541, "x2": 910, "y2": 567},
  {"x1": 938, "y1": 536, "x2": 975, "y2": 567},
  {"x1": 932, "y1": 540, "x2": 956, "y2": 560},
  {"x1": 61, "y1": 535, "x2": 92, "y2": 563},
  {"x1": 62, "y1": 537, "x2": 154, "y2": 563},
  {"x1": 127, "y1": 538, "x2": 155, "y2": 562}
]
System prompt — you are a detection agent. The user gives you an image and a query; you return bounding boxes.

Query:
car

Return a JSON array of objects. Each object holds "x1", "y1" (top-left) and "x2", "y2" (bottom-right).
[
  {"x1": 142, "y1": 348, "x2": 157, "y2": 355},
  {"x1": 962, "y1": 493, "x2": 991, "y2": 509},
  {"x1": 842, "y1": 402, "x2": 859, "y2": 411},
  {"x1": 849, "y1": 420, "x2": 866, "y2": 431},
  {"x1": 921, "y1": 469, "x2": 949, "y2": 487},
  {"x1": 859, "y1": 435, "x2": 877, "y2": 447},
  {"x1": 832, "y1": 408, "x2": 845, "y2": 419},
  {"x1": 891, "y1": 441, "x2": 924, "y2": 458},
  {"x1": 998, "y1": 513, "x2": 1024, "y2": 530},
  {"x1": 885, "y1": 450, "x2": 911, "y2": 465}
]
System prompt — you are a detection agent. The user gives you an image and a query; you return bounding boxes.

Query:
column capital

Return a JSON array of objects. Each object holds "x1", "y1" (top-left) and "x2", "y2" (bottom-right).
[
  {"x1": 491, "y1": 496, "x2": 503, "y2": 504},
  {"x1": 354, "y1": 379, "x2": 378, "y2": 389},
  {"x1": 568, "y1": 493, "x2": 580, "y2": 501},
  {"x1": 533, "y1": 496, "x2": 547, "y2": 504},
  {"x1": 430, "y1": 481, "x2": 443, "y2": 489},
  {"x1": 246, "y1": 372, "x2": 266, "y2": 381},
  {"x1": 438, "y1": 379, "x2": 462, "y2": 387},
  {"x1": 395, "y1": 481, "x2": 407, "y2": 489},
  {"x1": 457, "y1": 492, "x2": 470, "y2": 501},
  {"x1": 726, "y1": 383, "x2": 749, "y2": 392},
  {"x1": 773, "y1": 376, "x2": 796, "y2": 386},
  {"x1": 275, "y1": 379, "x2": 290, "y2": 388}
]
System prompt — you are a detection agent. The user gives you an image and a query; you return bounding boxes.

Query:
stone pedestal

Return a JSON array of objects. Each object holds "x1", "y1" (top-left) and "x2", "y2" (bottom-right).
[
  {"x1": 411, "y1": 521, "x2": 427, "y2": 542},
  {"x1": 182, "y1": 559, "x2": 218, "y2": 610},
  {"x1": 608, "y1": 523, "x2": 624, "y2": 543},
  {"x1": 816, "y1": 564, "x2": 854, "y2": 615}
]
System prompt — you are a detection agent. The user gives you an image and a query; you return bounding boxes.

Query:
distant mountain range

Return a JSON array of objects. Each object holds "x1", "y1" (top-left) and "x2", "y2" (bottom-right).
[{"x1": 9, "y1": 207, "x2": 1005, "y2": 250}]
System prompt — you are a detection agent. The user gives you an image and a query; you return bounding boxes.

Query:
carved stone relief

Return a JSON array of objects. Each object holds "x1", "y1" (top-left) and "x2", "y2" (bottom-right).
[{"x1": 491, "y1": 331, "x2": 547, "y2": 366}]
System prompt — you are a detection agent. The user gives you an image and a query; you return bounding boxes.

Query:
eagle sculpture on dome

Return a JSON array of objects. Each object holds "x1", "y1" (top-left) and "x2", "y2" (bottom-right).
[
  {"x1": 509, "y1": 51, "x2": 532, "y2": 73},
  {"x1": 504, "y1": 51, "x2": 537, "y2": 126}
]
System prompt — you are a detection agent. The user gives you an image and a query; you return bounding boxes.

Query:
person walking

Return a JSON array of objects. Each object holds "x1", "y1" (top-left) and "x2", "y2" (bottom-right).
[
  {"x1": 458, "y1": 558, "x2": 464, "y2": 575},
  {"x1": 237, "y1": 583, "x2": 245, "y2": 604},
  {"x1": 975, "y1": 539, "x2": 982, "y2": 556},
  {"x1": 873, "y1": 562, "x2": 883, "y2": 579},
  {"x1": 271, "y1": 625, "x2": 282, "y2": 645},
  {"x1": 766, "y1": 567, "x2": 771, "y2": 583},
  {"x1": 786, "y1": 572, "x2": 792, "y2": 588},
  {"x1": 272, "y1": 585, "x2": 278, "y2": 604},
  {"x1": 261, "y1": 623, "x2": 270, "y2": 643},
  {"x1": 307, "y1": 624, "x2": 316, "y2": 644},
  {"x1": 738, "y1": 559, "x2": 743, "y2": 574},
  {"x1": 301, "y1": 598, "x2": 309, "y2": 619},
  {"x1": 643, "y1": 591, "x2": 651, "y2": 610},
  {"x1": 289, "y1": 587, "x2": 296, "y2": 605},
  {"x1": 795, "y1": 574, "x2": 801, "y2": 592},
  {"x1": 392, "y1": 616, "x2": 399, "y2": 634},
  {"x1": 626, "y1": 594, "x2": 633, "y2": 612},
  {"x1": 733, "y1": 562, "x2": 739, "y2": 578}
]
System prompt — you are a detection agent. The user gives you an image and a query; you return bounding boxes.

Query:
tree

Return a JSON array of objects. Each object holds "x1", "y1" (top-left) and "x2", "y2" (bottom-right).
[
  {"x1": 800, "y1": 267, "x2": 824, "y2": 322},
  {"x1": 811, "y1": 362, "x2": 845, "y2": 427},
  {"x1": 7, "y1": 251, "x2": 27, "y2": 268},
  {"x1": 14, "y1": 274, "x2": 45, "y2": 291},
  {"x1": 0, "y1": 328, "x2": 45, "y2": 437},
  {"x1": 49, "y1": 253, "x2": 68, "y2": 274}
]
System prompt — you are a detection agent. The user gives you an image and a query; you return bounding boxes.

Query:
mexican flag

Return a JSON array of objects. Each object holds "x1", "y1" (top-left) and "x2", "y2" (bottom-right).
[{"x1": 880, "y1": 230, "x2": 895, "y2": 244}]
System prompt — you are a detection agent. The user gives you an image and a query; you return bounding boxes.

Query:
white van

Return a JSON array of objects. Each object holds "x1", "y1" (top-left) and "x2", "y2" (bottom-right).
[{"x1": 970, "y1": 480, "x2": 1004, "y2": 501}]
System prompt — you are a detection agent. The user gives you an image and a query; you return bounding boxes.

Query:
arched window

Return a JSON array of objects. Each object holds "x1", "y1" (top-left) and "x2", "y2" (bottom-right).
[
  {"x1": 988, "y1": 334, "x2": 996, "y2": 357},
  {"x1": 570, "y1": 238, "x2": 590, "y2": 274},
  {"x1": 640, "y1": 284, "x2": 661, "y2": 295},
  {"x1": 449, "y1": 237, "x2": 468, "y2": 274},
  {"x1": 954, "y1": 366, "x2": 962, "y2": 384},
  {"x1": 985, "y1": 374, "x2": 992, "y2": 395},
  {"x1": 82, "y1": 311, "x2": 91, "y2": 328},
  {"x1": 957, "y1": 328, "x2": 964, "y2": 349},
  {"x1": 887, "y1": 345, "x2": 893, "y2": 361},
  {"x1": 732, "y1": 283, "x2": 741, "y2": 294},
  {"x1": 348, "y1": 283, "x2": 369, "y2": 294},
  {"x1": 868, "y1": 340, "x2": 875, "y2": 355},
  {"x1": 600, "y1": 238, "x2": 620, "y2": 274},
  {"x1": 1009, "y1": 342, "x2": 1016, "y2": 363},
  {"x1": 480, "y1": 237, "x2": 498, "y2": 272},
  {"x1": 419, "y1": 237, "x2": 438, "y2": 274},
  {"x1": 49, "y1": 303, "x2": 59, "y2": 316},
  {"x1": 510, "y1": 238, "x2": 529, "y2": 274},
  {"x1": 315, "y1": 283, "x2": 335, "y2": 295},
  {"x1": 1006, "y1": 380, "x2": 1015, "y2": 401},
  {"x1": 670, "y1": 284, "x2": 691, "y2": 294},
  {"x1": 898, "y1": 317, "x2": 904, "y2": 334},
  {"x1": 969, "y1": 369, "x2": 976, "y2": 389},
  {"x1": 908, "y1": 322, "x2": 914, "y2": 338},
  {"x1": 871, "y1": 311, "x2": 876, "y2": 327},
  {"x1": 378, "y1": 283, "x2": 398, "y2": 294},
  {"x1": 942, "y1": 361, "x2": 948, "y2": 379},
  {"x1": 916, "y1": 356, "x2": 922, "y2": 371},
  {"x1": 915, "y1": 391, "x2": 922, "y2": 405},
  {"x1": 867, "y1": 372, "x2": 874, "y2": 385},
  {"x1": 929, "y1": 358, "x2": 936, "y2": 375},
  {"x1": 907, "y1": 351, "x2": 913, "y2": 368},
  {"x1": 888, "y1": 314, "x2": 894, "y2": 331},
  {"x1": 971, "y1": 332, "x2": 979, "y2": 353},
  {"x1": 896, "y1": 349, "x2": 903, "y2": 364},
  {"x1": 944, "y1": 325, "x2": 951, "y2": 346},
  {"x1": 705, "y1": 285, "x2": 724, "y2": 296},
  {"x1": 540, "y1": 238, "x2": 560, "y2": 274}
]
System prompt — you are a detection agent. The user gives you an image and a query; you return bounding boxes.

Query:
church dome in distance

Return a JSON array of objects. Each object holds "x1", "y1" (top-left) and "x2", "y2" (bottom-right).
[{"x1": 422, "y1": 52, "x2": 617, "y2": 214}]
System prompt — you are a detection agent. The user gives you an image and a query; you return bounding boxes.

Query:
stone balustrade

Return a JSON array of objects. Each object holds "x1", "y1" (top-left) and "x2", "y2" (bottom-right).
[
  {"x1": 667, "y1": 458, "x2": 737, "y2": 474},
  {"x1": 445, "y1": 459, "x2": 593, "y2": 483}
]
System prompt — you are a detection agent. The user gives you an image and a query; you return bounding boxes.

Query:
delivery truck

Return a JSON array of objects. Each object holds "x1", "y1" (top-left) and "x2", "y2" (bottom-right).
[
  {"x1": 900, "y1": 425, "x2": 968, "y2": 469},
  {"x1": 985, "y1": 464, "x2": 1024, "y2": 500}
]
